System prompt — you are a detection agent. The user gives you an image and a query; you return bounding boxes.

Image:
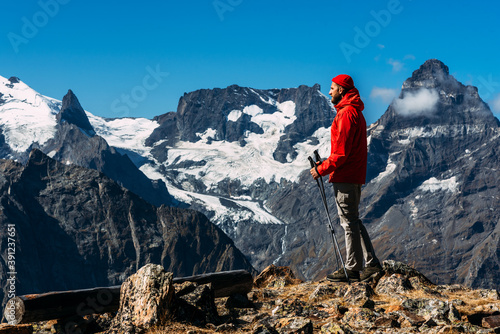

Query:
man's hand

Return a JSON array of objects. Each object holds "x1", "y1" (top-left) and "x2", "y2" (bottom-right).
[{"x1": 310, "y1": 162, "x2": 321, "y2": 180}]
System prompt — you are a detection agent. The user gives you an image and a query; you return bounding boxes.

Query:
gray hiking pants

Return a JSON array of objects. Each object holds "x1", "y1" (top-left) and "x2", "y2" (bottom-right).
[{"x1": 333, "y1": 183, "x2": 379, "y2": 271}]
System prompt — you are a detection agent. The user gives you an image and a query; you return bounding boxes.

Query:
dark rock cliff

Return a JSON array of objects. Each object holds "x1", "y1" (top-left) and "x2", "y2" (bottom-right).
[
  {"x1": 147, "y1": 84, "x2": 333, "y2": 162},
  {"x1": 56, "y1": 89, "x2": 96, "y2": 136},
  {"x1": 0, "y1": 149, "x2": 255, "y2": 307}
]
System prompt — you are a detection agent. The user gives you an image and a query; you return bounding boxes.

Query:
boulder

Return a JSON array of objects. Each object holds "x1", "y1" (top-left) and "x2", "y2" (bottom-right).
[
  {"x1": 308, "y1": 282, "x2": 341, "y2": 302},
  {"x1": 401, "y1": 298, "x2": 461, "y2": 325},
  {"x1": 375, "y1": 274, "x2": 413, "y2": 296},
  {"x1": 175, "y1": 283, "x2": 219, "y2": 325},
  {"x1": 392, "y1": 310, "x2": 425, "y2": 328},
  {"x1": 340, "y1": 307, "x2": 377, "y2": 329},
  {"x1": 225, "y1": 293, "x2": 254, "y2": 309},
  {"x1": 382, "y1": 260, "x2": 434, "y2": 284},
  {"x1": 107, "y1": 264, "x2": 174, "y2": 333},
  {"x1": 342, "y1": 282, "x2": 375, "y2": 305},
  {"x1": 254, "y1": 265, "x2": 303, "y2": 288}
]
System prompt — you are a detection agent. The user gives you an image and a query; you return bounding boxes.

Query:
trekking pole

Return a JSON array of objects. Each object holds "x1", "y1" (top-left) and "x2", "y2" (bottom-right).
[{"x1": 309, "y1": 151, "x2": 350, "y2": 283}]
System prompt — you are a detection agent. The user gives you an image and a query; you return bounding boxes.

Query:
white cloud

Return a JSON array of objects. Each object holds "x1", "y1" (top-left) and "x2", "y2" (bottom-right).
[
  {"x1": 393, "y1": 88, "x2": 440, "y2": 116},
  {"x1": 370, "y1": 87, "x2": 397, "y2": 104},
  {"x1": 404, "y1": 54, "x2": 416, "y2": 60},
  {"x1": 388, "y1": 58, "x2": 404, "y2": 72},
  {"x1": 490, "y1": 93, "x2": 500, "y2": 113},
  {"x1": 377, "y1": 44, "x2": 385, "y2": 49}
]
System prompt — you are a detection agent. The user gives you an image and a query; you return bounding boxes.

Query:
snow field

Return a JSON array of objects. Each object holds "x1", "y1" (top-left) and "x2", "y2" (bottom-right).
[{"x1": 0, "y1": 76, "x2": 60, "y2": 153}]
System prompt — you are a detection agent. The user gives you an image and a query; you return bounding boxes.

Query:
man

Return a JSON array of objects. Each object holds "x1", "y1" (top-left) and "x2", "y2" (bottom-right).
[{"x1": 310, "y1": 74, "x2": 383, "y2": 282}]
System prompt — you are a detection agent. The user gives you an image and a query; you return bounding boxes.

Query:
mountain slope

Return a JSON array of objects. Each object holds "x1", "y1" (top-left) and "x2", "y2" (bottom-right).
[{"x1": 0, "y1": 149, "x2": 255, "y2": 306}]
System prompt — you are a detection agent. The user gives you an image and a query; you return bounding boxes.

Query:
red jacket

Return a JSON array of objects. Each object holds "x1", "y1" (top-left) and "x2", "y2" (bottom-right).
[{"x1": 317, "y1": 87, "x2": 367, "y2": 184}]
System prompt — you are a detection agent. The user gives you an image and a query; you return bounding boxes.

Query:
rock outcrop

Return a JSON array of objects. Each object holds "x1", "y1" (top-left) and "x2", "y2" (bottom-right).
[{"x1": 47, "y1": 90, "x2": 176, "y2": 208}]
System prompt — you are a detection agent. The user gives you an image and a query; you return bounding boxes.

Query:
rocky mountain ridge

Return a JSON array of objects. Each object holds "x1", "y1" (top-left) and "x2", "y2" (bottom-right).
[{"x1": 0, "y1": 149, "x2": 255, "y2": 307}]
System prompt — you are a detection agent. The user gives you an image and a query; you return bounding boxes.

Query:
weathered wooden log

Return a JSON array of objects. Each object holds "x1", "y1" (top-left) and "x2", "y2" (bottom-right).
[
  {"x1": 173, "y1": 269, "x2": 253, "y2": 298},
  {"x1": 4, "y1": 286, "x2": 121, "y2": 325},
  {"x1": 3, "y1": 269, "x2": 253, "y2": 325}
]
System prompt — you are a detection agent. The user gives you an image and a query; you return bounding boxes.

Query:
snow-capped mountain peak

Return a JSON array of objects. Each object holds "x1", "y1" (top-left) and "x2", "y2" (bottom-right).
[{"x1": 0, "y1": 75, "x2": 61, "y2": 155}]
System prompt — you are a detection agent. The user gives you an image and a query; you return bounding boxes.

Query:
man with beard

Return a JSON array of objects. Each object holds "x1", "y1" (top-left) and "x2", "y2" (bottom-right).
[{"x1": 310, "y1": 74, "x2": 383, "y2": 282}]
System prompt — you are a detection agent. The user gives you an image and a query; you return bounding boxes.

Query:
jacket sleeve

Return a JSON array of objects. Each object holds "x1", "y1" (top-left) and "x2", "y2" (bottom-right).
[{"x1": 317, "y1": 109, "x2": 356, "y2": 176}]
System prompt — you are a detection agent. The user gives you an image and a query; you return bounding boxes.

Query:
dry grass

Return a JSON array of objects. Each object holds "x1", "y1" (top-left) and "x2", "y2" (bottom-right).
[{"x1": 145, "y1": 321, "x2": 215, "y2": 334}]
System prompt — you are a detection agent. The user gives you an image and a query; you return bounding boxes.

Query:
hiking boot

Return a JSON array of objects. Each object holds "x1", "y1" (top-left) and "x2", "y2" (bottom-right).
[
  {"x1": 360, "y1": 263, "x2": 384, "y2": 282},
  {"x1": 326, "y1": 268, "x2": 360, "y2": 282}
]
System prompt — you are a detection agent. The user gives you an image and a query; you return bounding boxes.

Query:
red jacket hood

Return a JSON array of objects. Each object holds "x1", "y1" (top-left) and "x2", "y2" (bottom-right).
[{"x1": 335, "y1": 87, "x2": 364, "y2": 112}]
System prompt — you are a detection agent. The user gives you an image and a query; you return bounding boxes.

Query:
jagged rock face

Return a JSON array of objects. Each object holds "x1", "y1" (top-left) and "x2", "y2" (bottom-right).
[
  {"x1": 377, "y1": 59, "x2": 499, "y2": 132},
  {"x1": 151, "y1": 84, "x2": 332, "y2": 162},
  {"x1": 45, "y1": 123, "x2": 175, "y2": 208},
  {"x1": 56, "y1": 90, "x2": 95, "y2": 136},
  {"x1": 0, "y1": 150, "x2": 255, "y2": 307},
  {"x1": 49, "y1": 91, "x2": 176, "y2": 208}
]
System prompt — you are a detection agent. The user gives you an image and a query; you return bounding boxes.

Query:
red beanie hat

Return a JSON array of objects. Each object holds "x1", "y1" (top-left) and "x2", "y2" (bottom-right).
[{"x1": 332, "y1": 74, "x2": 354, "y2": 90}]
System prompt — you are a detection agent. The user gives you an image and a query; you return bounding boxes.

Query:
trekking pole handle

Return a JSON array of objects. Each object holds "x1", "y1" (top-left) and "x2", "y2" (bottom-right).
[
  {"x1": 308, "y1": 156, "x2": 316, "y2": 168},
  {"x1": 313, "y1": 150, "x2": 322, "y2": 165},
  {"x1": 308, "y1": 156, "x2": 322, "y2": 181}
]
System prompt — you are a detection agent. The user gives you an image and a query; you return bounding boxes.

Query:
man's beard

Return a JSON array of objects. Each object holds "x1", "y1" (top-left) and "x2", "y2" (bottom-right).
[{"x1": 331, "y1": 94, "x2": 342, "y2": 105}]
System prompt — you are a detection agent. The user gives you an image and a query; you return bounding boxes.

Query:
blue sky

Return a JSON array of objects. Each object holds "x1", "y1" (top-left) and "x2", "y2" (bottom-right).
[{"x1": 1, "y1": 0, "x2": 500, "y2": 125}]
